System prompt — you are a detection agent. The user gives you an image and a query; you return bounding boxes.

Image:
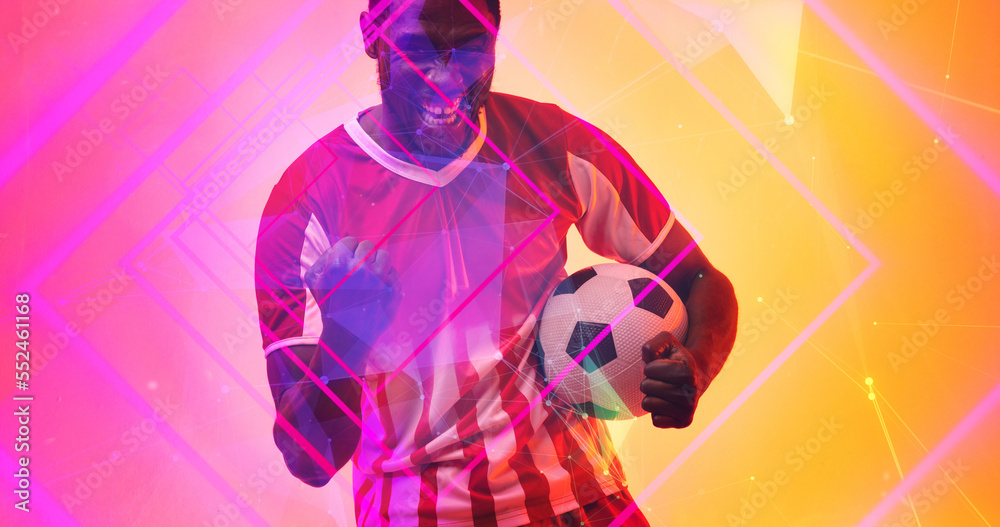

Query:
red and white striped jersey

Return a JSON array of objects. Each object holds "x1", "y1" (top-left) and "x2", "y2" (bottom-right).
[{"x1": 256, "y1": 92, "x2": 673, "y2": 526}]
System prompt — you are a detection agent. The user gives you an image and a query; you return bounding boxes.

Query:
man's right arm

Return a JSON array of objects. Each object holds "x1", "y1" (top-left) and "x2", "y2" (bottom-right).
[
  {"x1": 263, "y1": 236, "x2": 401, "y2": 487},
  {"x1": 267, "y1": 342, "x2": 362, "y2": 487}
]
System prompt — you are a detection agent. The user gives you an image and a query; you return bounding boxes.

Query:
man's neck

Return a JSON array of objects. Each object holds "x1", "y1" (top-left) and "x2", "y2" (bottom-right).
[{"x1": 359, "y1": 105, "x2": 478, "y2": 172}]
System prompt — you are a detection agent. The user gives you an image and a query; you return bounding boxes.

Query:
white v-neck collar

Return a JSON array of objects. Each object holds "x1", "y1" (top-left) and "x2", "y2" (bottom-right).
[{"x1": 345, "y1": 107, "x2": 488, "y2": 187}]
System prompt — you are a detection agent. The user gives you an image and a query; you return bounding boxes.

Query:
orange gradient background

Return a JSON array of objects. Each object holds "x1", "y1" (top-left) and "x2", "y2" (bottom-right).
[{"x1": 2, "y1": 0, "x2": 998, "y2": 525}]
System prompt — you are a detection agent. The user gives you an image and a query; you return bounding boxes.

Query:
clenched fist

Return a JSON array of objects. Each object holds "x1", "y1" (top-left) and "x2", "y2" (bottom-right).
[
  {"x1": 304, "y1": 236, "x2": 403, "y2": 350},
  {"x1": 640, "y1": 331, "x2": 705, "y2": 429}
]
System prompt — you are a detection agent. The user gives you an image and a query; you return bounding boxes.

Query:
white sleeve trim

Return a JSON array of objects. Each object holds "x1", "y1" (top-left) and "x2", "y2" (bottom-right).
[
  {"x1": 298, "y1": 213, "x2": 330, "y2": 348},
  {"x1": 264, "y1": 336, "x2": 320, "y2": 357},
  {"x1": 627, "y1": 210, "x2": 675, "y2": 266},
  {"x1": 568, "y1": 152, "x2": 673, "y2": 265}
]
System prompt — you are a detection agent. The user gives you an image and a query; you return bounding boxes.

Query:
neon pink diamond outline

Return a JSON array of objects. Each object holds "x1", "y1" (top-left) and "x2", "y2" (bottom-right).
[
  {"x1": 448, "y1": 0, "x2": 883, "y2": 524},
  {"x1": 252, "y1": 0, "x2": 698, "y2": 509}
]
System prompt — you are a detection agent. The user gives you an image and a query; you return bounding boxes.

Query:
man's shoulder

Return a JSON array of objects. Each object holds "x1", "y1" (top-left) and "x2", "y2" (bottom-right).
[
  {"x1": 299, "y1": 123, "x2": 355, "y2": 164},
  {"x1": 487, "y1": 93, "x2": 601, "y2": 155},
  {"x1": 486, "y1": 92, "x2": 595, "y2": 154},
  {"x1": 278, "y1": 121, "x2": 360, "y2": 179},
  {"x1": 487, "y1": 92, "x2": 569, "y2": 124}
]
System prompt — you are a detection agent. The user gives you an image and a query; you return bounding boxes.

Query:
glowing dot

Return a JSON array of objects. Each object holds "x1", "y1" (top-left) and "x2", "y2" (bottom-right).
[
  {"x1": 320, "y1": 375, "x2": 329, "y2": 384},
  {"x1": 757, "y1": 296, "x2": 763, "y2": 302},
  {"x1": 945, "y1": 74, "x2": 951, "y2": 79},
  {"x1": 603, "y1": 469, "x2": 610, "y2": 475},
  {"x1": 873, "y1": 321, "x2": 878, "y2": 326},
  {"x1": 221, "y1": 385, "x2": 230, "y2": 394},
  {"x1": 494, "y1": 352, "x2": 503, "y2": 361},
  {"x1": 865, "y1": 377, "x2": 873, "y2": 386},
  {"x1": 419, "y1": 394, "x2": 425, "y2": 400},
  {"x1": 934, "y1": 138, "x2": 939, "y2": 144},
  {"x1": 812, "y1": 156, "x2": 816, "y2": 160},
  {"x1": 784, "y1": 115, "x2": 795, "y2": 125},
  {"x1": 581, "y1": 413, "x2": 588, "y2": 419},
  {"x1": 148, "y1": 380, "x2": 158, "y2": 390},
  {"x1": 750, "y1": 476, "x2": 755, "y2": 481},
  {"x1": 868, "y1": 393, "x2": 876, "y2": 400},
  {"x1": 678, "y1": 124, "x2": 683, "y2": 128}
]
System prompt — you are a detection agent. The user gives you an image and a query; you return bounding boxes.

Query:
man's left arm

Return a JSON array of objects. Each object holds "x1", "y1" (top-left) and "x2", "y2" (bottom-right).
[{"x1": 636, "y1": 220, "x2": 738, "y2": 429}]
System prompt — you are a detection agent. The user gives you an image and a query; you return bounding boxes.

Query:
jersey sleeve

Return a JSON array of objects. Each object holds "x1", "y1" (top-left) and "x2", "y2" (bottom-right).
[
  {"x1": 563, "y1": 114, "x2": 674, "y2": 265},
  {"x1": 254, "y1": 157, "x2": 335, "y2": 357}
]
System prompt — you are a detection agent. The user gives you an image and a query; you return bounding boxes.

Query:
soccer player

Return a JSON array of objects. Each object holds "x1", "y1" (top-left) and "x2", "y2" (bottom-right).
[{"x1": 256, "y1": 0, "x2": 738, "y2": 525}]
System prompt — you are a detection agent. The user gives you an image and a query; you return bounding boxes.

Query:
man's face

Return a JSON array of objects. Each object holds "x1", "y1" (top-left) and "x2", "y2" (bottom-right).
[{"x1": 368, "y1": 0, "x2": 497, "y2": 160}]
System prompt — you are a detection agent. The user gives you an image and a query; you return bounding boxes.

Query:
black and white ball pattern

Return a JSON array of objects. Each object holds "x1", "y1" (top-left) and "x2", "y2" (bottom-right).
[{"x1": 537, "y1": 263, "x2": 688, "y2": 420}]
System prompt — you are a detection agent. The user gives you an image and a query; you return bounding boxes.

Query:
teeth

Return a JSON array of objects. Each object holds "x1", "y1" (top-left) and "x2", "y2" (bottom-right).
[
  {"x1": 421, "y1": 111, "x2": 459, "y2": 126},
  {"x1": 421, "y1": 97, "x2": 462, "y2": 121}
]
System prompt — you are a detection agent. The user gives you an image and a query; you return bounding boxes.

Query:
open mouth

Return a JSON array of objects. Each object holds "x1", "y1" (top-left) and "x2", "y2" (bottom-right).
[{"x1": 419, "y1": 96, "x2": 464, "y2": 126}]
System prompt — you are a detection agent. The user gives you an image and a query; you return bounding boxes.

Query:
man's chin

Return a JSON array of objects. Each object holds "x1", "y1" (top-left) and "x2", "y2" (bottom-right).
[
  {"x1": 380, "y1": 99, "x2": 484, "y2": 161},
  {"x1": 405, "y1": 120, "x2": 474, "y2": 158}
]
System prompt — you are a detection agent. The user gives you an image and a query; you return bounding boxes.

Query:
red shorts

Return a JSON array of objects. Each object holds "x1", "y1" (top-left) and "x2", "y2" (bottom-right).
[{"x1": 518, "y1": 490, "x2": 651, "y2": 527}]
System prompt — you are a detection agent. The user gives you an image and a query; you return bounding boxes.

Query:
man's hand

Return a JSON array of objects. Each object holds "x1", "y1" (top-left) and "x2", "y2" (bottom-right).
[
  {"x1": 304, "y1": 236, "x2": 403, "y2": 346},
  {"x1": 640, "y1": 331, "x2": 706, "y2": 429}
]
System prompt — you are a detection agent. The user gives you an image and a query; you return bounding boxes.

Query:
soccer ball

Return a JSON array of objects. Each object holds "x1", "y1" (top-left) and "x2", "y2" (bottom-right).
[{"x1": 536, "y1": 263, "x2": 688, "y2": 420}]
